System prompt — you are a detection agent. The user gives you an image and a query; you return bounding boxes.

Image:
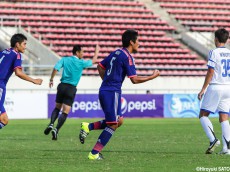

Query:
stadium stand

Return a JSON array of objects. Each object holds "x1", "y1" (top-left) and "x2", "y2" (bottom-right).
[
  {"x1": 0, "y1": 0, "x2": 207, "y2": 76},
  {"x1": 153, "y1": 0, "x2": 230, "y2": 32}
]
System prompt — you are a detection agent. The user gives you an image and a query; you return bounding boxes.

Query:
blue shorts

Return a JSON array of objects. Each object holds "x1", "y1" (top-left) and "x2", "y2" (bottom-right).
[
  {"x1": 0, "y1": 84, "x2": 6, "y2": 115},
  {"x1": 99, "y1": 90, "x2": 122, "y2": 124}
]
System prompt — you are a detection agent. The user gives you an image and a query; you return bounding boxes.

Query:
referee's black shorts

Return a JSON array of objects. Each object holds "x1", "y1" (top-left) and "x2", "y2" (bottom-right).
[{"x1": 56, "y1": 83, "x2": 77, "y2": 107}]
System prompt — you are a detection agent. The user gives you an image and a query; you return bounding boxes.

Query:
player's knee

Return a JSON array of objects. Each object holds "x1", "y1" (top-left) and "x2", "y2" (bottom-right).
[
  {"x1": 3, "y1": 120, "x2": 8, "y2": 125},
  {"x1": 62, "y1": 104, "x2": 71, "y2": 114},
  {"x1": 55, "y1": 103, "x2": 62, "y2": 110},
  {"x1": 118, "y1": 117, "x2": 124, "y2": 127},
  {"x1": 107, "y1": 124, "x2": 118, "y2": 130},
  {"x1": 199, "y1": 110, "x2": 209, "y2": 119},
  {"x1": 1, "y1": 115, "x2": 9, "y2": 125},
  {"x1": 62, "y1": 111, "x2": 69, "y2": 115},
  {"x1": 219, "y1": 114, "x2": 228, "y2": 123}
]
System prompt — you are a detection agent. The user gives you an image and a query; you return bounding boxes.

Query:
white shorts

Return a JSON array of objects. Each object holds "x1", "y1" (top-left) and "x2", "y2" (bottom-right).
[{"x1": 201, "y1": 84, "x2": 230, "y2": 114}]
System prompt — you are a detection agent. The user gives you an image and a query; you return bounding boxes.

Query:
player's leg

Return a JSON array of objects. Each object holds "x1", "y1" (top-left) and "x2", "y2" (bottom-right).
[
  {"x1": 44, "y1": 103, "x2": 61, "y2": 135},
  {"x1": 79, "y1": 91, "x2": 108, "y2": 144},
  {"x1": 51, "y1": 103, "x2": 71, "y2": 140},
  {"x1": 218, "y1": 113, "x2": 230, "y2": 155},
  {"x1": 199, "y1": 110, "x2": 220, "y2": 154},
  {"x1": 87, "y1": 116, "x2": 123, "y2": 131},
  {"x1": 44, "y1": 83, "x2": 64, "y2": 135},
  {"x1": 79, "y1": 121, "x2": 91, "y2": 144},
  {"x1": 199, "y1": 86, "x2": 220, "y2": 154},
  {"x1": 50, "y1": 103, "x2": 62, "y2": 126},
  {"x1": 0, "y1": 86, "x2": 8, "y2": 129},
  {"x1": 0, "y1": 112, "x2": 8, "y2": 129},
  {"x1": 117, "y1": 114, "x2": 124, "y2": 127},
  {"x1": 52, "y1": 84, "x2": 76, "y2": 140},
  {"x1": 88, "y1": 120, "x2": 107, "y2": 130},
  {"x1": 218, "y1": 91, "x2": 230, "y2": 155},
  {"x1": 80, "y1": 117, "x2": 123, "y2": 144},
  {"x1": 88, "y1": 91, "x2": 121, "y2": 160},
  {"x1": 79, "y1": 119, "x2": 107, "y2": 144},
  {"x1": 55, "y1": 104, "x2": 71, "y2": 132}
]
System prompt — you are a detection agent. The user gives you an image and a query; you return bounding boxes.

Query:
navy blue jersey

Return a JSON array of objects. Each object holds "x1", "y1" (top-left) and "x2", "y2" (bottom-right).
[
  {"x1": 99, "y1": 48, "x2": 137, "y2": 92},
  {"x1": 0, "y1": 48, "x2": 22, "y2": 85}
]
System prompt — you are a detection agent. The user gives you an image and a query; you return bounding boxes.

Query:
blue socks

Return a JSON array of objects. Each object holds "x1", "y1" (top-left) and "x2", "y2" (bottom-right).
[
  {"x1": 0, "y1": 122, "x2": 6, "y2": 129},
  {"x1": 89, "y1": 120, "x2": 106, "y2": 131},
  {"x1": 91, "y1": 126, "x2": 115, "y2": 154}
]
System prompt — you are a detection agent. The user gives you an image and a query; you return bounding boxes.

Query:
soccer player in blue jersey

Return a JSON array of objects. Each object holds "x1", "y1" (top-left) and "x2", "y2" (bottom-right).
[
  {"x1": 0, "y1": 33, "x2": 43, "y2": 129},
  {"x1": 198, "y1": 28, "x2": 230, "y2": 155},
  {"x1": 44, "y1": 44, "x2": 100, "y2": 140},
  {"x1": 79, "y1": 29, "x2": 160, "y2": 160}
]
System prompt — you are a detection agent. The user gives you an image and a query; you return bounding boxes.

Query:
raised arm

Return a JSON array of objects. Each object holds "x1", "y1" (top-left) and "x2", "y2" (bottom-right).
[
  {"x1": 130, "y1": 69, "x2": 160, "y2": 84},
  {"x1": 92, "y1": 44, "x2": 100, "y2": 64},
  {"x1": 15, "y1": 68, "x2": 43, "y2": 85}
]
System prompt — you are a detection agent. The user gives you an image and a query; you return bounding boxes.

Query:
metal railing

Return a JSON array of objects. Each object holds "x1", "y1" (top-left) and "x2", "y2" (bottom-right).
[
  {"x1": 21, "y1": 64, "x2": 207, "y2": 75},
  {"x1": 7, "y1": 88, "x2": 200, "y2": 94}
]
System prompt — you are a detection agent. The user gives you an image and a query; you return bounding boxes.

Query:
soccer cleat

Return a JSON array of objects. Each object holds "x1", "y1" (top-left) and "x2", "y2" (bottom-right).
[
  {"x1": 44, "y1": 124, "x2": 53, "y2": 135},
  {"x1": 51, "y1": 128, "x2": 58, "y2": 140},
  {"x1": 218, "y1": 149, "x2": 230, "y2": 155},
  {"x1": 79, "y1": 122, "x2": 89, "y2": 144},
  {"x1": 88, "y1": 152, "x2": 104, "y2": 160},
  {"x1": 205, "y1": 139, "x2": 220, "y2": 154}
]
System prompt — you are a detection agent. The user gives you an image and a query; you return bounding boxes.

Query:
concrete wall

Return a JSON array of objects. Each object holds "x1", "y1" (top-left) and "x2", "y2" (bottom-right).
[
  {"x1": 181, "y1": 32, "x2": 210, "y2": 59},
  {"x1": 0, "y1": 27, "x2": 60, "y2": 65},
  {"x1": 18, "y1": 28, "x2": 60, "y2": 65}
]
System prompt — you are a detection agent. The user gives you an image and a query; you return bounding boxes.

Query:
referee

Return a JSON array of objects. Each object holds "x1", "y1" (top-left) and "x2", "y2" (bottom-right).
[{"x1": 44, "y1": 44, "x2": 100, "y2": 140}]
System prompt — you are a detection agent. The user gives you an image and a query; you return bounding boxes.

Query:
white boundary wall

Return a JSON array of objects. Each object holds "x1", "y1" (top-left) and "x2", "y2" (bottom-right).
[
  {"x1": 5, "y1": 76, "x2": 205, "y2": 119},
  {"x1": 7, "y1": 76, "x2": 204, "y2": 93},
  {"x1": 5, "y1": 93, "x2": 47, "y2": 119}
]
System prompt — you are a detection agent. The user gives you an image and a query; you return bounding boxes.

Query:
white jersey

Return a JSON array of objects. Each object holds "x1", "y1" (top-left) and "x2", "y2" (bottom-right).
[{"x1": 208, "y1": 47, "x2": 230, "y2": 85}]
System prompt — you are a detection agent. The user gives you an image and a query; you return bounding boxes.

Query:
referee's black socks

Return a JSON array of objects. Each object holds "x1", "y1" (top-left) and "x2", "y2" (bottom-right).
[
  {"x1": 50, "y1": 108, "x2": 60, "y2": 125},
  {"x1": 56, "y1": 113, "x2": 68, "y2": 131}
]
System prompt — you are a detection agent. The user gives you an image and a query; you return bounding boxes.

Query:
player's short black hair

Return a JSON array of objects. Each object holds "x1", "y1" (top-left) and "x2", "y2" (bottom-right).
[
  {"x1": 72, "y1": 45, "x2": 82, "y2": 55},
  {"x1": 215, "y1": 28, "x2": 229, "y2": 43},
  {"x1": 10, "y1": 33, "x2": 27, "y2": 47},
  {"x1": 122, "y1": 29, "x2": 138, "y2": 48}
]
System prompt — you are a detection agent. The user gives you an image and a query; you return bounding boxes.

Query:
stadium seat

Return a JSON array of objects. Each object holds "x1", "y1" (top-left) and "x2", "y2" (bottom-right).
[
  {"x1": 21, "y1": 0, "x2": 145, "y2": 7},
  {"x1": 0, "y1": 0, "x2": 207, "y2": 76},
  {"x1": 153, "y1": 0, "x2": 230, "y2": 31}
]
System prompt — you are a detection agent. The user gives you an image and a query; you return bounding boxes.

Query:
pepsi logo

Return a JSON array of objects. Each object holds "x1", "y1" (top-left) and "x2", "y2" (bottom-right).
[{"x1": 121, "y1": 97, "x2": 127, "y2": 114}]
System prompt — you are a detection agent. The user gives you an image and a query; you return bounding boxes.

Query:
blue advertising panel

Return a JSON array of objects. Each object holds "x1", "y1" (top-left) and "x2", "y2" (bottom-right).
[
  {"x1": 164, "y1": 94, "x2": 219, "y2": 118},
  {"x1": 48, "y1": 94, "x2": 164, "y2": 118},
  {"x1": 120, "y1": 94, "x2": 163, "y2": 118}
]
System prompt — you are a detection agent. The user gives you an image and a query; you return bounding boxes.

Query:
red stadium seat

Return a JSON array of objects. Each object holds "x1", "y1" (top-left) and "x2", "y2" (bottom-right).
[
  {"x1": 154, "y1": 0, "x2": 230, "y2": 31},
  {"x1": 0, "y1": 0, "x2": 207, "y2": 76}
]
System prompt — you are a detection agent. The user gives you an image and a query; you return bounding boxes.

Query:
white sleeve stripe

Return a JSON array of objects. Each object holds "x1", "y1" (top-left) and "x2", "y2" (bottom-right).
[
  {"x1": 0, "y1": 88, "x2": 3, "y2": 101},
  {"x1": 207, "y1": 65, "x2": 214, "y2": 69}
]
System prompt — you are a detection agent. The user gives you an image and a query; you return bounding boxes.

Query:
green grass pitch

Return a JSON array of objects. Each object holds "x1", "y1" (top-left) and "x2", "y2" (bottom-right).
[{"x1": 0, "y1": 118, "x2": 230, "y2": 172}]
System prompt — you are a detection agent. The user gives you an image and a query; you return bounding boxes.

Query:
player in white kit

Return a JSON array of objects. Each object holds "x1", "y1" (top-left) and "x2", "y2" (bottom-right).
[{"x1": 198, "y1": 28, "x2": 230, "y2": 155}]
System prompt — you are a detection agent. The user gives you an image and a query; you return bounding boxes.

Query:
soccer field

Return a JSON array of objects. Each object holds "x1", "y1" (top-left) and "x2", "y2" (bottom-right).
[{"x1": 0, "y1": 118, "x2": 229, "y2": 172}]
